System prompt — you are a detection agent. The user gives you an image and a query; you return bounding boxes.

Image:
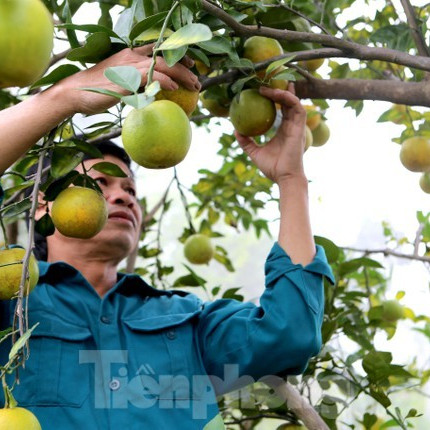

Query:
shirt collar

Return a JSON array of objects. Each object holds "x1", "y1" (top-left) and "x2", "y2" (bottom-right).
[{"x1": 38, "y1": 260, "x2": 173, "y2": 298}]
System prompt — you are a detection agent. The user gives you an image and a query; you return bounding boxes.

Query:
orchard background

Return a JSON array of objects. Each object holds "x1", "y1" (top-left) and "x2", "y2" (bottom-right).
[{"x1": 1, "y1": 0, "x2": 430, "y2": 428}]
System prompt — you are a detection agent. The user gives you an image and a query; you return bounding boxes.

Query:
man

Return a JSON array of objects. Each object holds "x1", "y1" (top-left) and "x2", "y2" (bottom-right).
[{"x1": 0, "y1": 46, "x2": 334, "y2": 429}]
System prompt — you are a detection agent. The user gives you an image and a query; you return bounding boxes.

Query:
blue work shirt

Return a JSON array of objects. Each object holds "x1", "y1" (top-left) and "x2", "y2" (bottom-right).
[{"x1": 0, "y1": 242, "x2": 334, "y2": 429}]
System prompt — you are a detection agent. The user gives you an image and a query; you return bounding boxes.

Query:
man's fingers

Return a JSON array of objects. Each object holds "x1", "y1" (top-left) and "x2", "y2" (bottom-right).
[
  {"x1": 235, "y1": 131, "x2": 259, "y2": 161},
  {"x1": 154, "y1": 59, "x2": 201, "y2": 91},
  {"x1": 131, "y1": 43, "x2": 156, "y2": 56}
]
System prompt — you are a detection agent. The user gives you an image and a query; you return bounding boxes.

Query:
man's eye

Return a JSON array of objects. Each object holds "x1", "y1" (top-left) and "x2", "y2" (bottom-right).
[
  {"x1": 127, "y1": 188, "x2": 136, "y2": 197},
  {"x1": 95, "y1": 177, "x2": 107, "y2": 186}
]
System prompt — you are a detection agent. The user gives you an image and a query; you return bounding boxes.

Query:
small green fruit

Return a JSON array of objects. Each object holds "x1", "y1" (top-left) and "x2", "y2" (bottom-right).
[{"x1": 184, "y1": 234, "x2": 214, "y2": 265}]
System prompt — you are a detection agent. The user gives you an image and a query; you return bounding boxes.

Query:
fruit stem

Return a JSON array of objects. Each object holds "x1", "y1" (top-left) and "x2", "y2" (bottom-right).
[
  {"x1": 1, "y1": 374, "x2": 17, "y2": 409},
  {"x1": 146, "y1": 1, "x2": 180, "y2": 87},
  {"x1": 0, "y1": 214, "x2": 9, "y2": 249}
]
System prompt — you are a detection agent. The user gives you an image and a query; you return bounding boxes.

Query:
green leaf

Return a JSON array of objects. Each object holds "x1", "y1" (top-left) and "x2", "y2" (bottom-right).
[
  {"x1": 51, "y1": 147, "x2": 84, "y2": 178},
  {"x1": 338, "y1": 257, "x2": 383, "y2": 277},
  {"x1": 121, "y1": 93, "x2": 153, "y2": 109},
  {"x1": 31, "y1": 64, "x2": 81, "y2": 89},
  {"x1": 113, "y1": 7, "x2": 134, "y2": 42},
  {"x1": 158, "y1": 23, "x2": 212, "y2": 51},
  {"x1": 67, "y1": 139, "x2": 104, "y2": 159},
  {"x1": 104, "y1": 66, "x2": 142, "y2": 93},
  {"x1": 314, "y1": 235, "x2": 340, "y2": 263},
  {"x1": 172, "y1": 5, "x2": 193, "y2": 31},
  {"x1": 57, "y1": 23, "x2": 119, "y2": 39},
  {"x1": 129, "y1": 12, "x2": 169, "y2": 41},
  {"x1": 67, "y1": 32, "x2": 112, "y2": 63},
  {"x1": 91, "y1": 162, "x2": 128, "y2": 177},
  {"x1": 198, "y1": 36, "x2": 237, "y2": 60},
  {"x1": 3, "y1": 181, "x2": 35, "y2": 200},
  {"x1": 370, "y1": 23, "x2": 414, "y2": 51},
  {"x1": 145, "y1": 81, "x2": 161, "y2": 97},
  {"x1": 173, "y1": 274, "x2": 204, "y2": 287},
  {"x1": 43, "y1": 171, "x2": 80, "y2": 201},
  {"x1": 265, "y1": 55, "x2": 296, "y2": 77},
  {"x1": 35, "y1": 213, "x2": 55, "y2": 237},
  {"x1": 163, "y1": 45, "x2": 188, "y2": 67},
  {"x1": 188, "y1": 47, "x2": 210, "y2": 67},
  {"x1": 1, "y1": 197, "x2": 31, "y2": 218},
  {"x1": 79, "y1": 87, "x2": 124, "y2": 99},
  {"x1": 222, "y1": 287, "x2": 244, "y2": 301},
  {"x1": 271, "y1": 69, "x2": 297, "y2": 81},
  {"x1": 8, "y1": 323, "x2": 39, "y2": 361}
]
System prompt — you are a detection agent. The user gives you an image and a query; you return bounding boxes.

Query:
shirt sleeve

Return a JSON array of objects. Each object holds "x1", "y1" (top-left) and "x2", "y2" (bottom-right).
[{"x1": 196, "y1": 242, "x2": 335, "y2": 395}]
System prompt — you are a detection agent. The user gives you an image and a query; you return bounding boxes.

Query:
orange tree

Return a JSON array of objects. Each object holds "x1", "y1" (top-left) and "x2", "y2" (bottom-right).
[{"x1": 1, "y1": 0, "x2": 430, "y2": 429}]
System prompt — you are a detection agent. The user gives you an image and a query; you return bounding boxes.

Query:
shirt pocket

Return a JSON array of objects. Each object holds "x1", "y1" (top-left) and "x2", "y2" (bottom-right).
[
  {"x1": 10, "y1": 313, "x2": 93, "y2": 408},
  {"x1": 123, "y1": 311, "x2": 204, "y2": 401}
]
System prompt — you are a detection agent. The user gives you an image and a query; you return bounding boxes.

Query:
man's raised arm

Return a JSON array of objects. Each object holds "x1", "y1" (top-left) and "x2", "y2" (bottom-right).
[{"x1": 0, "y1": 45, "x2": 200, "y2": 174}]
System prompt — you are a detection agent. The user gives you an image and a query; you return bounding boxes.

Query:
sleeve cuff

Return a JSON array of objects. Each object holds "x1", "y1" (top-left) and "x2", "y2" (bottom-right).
[{"x1": 265, "y1": 242, "x2": 335, "y2": 286}]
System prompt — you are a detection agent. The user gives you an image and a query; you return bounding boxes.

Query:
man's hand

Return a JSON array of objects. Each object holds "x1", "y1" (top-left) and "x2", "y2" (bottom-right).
[
  {"x1": 235, "y1": 83, "x2": 307, "y2": 184},
  {"x1": 57, "y1": 44, "x2": 202, "y2": 115}
]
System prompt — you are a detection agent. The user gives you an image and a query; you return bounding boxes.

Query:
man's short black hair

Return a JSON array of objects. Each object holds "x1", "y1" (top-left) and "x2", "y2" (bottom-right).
[{"x1": 27, "y1": 140, "x2": 131, "y2": 261}]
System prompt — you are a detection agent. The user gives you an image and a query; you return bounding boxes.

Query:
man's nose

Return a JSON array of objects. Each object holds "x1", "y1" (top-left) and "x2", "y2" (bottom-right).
[{"x1": 106, "y1": 187, "x2": 134, "y2": 207}]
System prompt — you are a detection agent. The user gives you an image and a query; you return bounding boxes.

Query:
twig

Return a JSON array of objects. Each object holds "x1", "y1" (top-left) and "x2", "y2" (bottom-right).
[
  {"x1": 399, "y1": 0, "x2": 430, "y2": 57},
  {"x1": 342, "y1": 246, "x2": 430, "y2": 263},
  {"x1": 49, "y1": 48, "x2": 74, "y2": 67},
  {"x1": 413, "y1": 223, "x2": 425, "y2": 256}
]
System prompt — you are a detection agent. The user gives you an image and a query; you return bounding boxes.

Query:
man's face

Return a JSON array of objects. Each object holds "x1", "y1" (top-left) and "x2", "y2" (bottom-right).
[{"x1": 78, "y1": 154, "x2": 143, "y2": 254}]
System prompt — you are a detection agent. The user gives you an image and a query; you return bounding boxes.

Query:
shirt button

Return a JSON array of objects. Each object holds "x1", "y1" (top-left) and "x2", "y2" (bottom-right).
[
  {"x1": 166, "y1": 329, "x2": 176, "y2": 340},
  {"x1": 109, "y1": 379, "x2": 121, "y2": 391},
  {"x1": 100, "y1": 316, "x2": 111, "y2": 324}
]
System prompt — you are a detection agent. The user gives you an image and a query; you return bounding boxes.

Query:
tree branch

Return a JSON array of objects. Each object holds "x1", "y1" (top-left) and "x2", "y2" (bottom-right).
[
  {"x1": 294, "y1": 77, "x2": 430, "y2": 106},
  {"x1": 261, "y1": 376, "x2": 330, "y2": 430},
  {"x1": 342, "y1": 246, "x2": 430, "y2": 263},
  {"x1": 399, "y1": 0, "x2": 430, "y2": 57},
  {"x1": 201, "y1": 0, "x2": 430, "y2": 71}
]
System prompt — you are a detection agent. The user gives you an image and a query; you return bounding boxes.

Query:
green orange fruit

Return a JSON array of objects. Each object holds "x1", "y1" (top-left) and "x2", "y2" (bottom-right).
[
  {"x1": 229, "y1": 89, "x2": 276, "y2": 137},
  {"x1": 419, "y1": 173, "x2": 430, "y2": 193},
  {"x1": 299, "y1": 58, "x2": 325, "y2": 72},
  {"x1": 0, "y1": 0, "x2": 54, "y2": 88},
  {"x1": 122, "y1": 100, "x2": 192, "y2": 169},
  {"x1": 184, "y1": 234, "x2": 214, "y2": 265},
  {"x1": 311, "y1": 120, "x2": 330, "y2": 147},
  {"x1": 381, "y1": 300, "x2": 405, "y2": 322},
  {"x1": 0, "y1": 248, "x2": 39, "y2": 300},
  {"x1": 51, "y1": 186, "x2": 108, "y2": 239}
]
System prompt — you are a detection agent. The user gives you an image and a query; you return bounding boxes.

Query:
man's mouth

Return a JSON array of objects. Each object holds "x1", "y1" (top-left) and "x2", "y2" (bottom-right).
[{"x1": 108, "y1": 211, "x2": 135, "y2": 226}]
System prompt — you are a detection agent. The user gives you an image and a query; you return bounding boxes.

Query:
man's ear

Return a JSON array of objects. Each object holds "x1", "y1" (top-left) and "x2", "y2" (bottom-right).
[{"x1": 34, "y1": 191, "x2": 49, "y2": 221}]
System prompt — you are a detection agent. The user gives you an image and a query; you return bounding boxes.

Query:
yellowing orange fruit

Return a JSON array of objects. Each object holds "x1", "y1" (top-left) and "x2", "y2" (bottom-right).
[
  {"x1": 243, "y1": 36, "x2": 283, "y2": 78},
  {"x1": 0, "y1": 407, "x2": 42, "y2": 430},
  {"x1": 51, "y1": 187, "x2": 108, "y2": 239},
  {"x1": 155, "y1": 85, "x2": 199, "y2": 117},
  {"x1": 399, "y1": 136, "x2": 430, "y2": 172},
  {"x1": 0, "y1": 248, "x2": 39, "y2": 300},
  {"x1": 303, "y1": 105, "x2": 321, "y2": 131}
]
